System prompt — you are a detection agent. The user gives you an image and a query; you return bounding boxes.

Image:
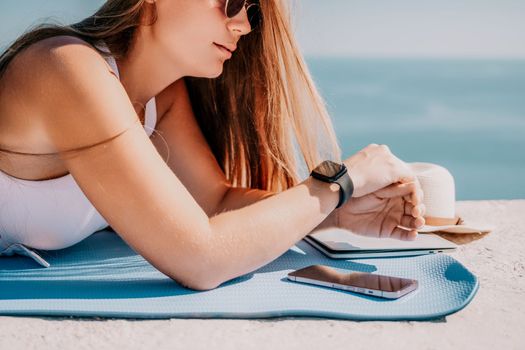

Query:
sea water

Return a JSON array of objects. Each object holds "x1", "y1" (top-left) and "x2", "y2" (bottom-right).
[{"x1": 305, "y1": 57, "x2": 525, "y2": 200}]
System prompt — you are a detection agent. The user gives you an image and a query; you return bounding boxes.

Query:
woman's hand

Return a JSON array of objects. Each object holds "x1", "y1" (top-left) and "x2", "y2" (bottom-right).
[
  {"x1": 343, "y1": 143, "x2": 415, "y2": 198},
  {"x1": 334, "y1": 181, "x2": 426, "y2": 240},
  {"x1": 326, "y1": 143, "x2": 426, "y2": 240}
]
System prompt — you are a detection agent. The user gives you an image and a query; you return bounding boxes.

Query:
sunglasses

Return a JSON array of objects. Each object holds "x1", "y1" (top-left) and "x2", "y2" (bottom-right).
[{"x1": 223, "y1": 0, "x2": 262, "y2": 31}]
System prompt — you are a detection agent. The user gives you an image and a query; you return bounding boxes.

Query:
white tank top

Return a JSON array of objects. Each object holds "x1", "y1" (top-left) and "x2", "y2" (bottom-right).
[{"x1": 0, "y1": 43, "x2": 157, "y2": 265}]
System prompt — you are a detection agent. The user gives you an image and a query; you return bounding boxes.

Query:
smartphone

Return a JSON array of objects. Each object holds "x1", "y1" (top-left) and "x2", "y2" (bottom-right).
[{"x1": 287, "y1": 264, "x2": 418, "y2": 299}]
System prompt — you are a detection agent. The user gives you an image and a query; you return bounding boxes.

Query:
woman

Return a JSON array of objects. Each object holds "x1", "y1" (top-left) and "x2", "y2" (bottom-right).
[{"x1": 0, "y1": 0, "x2": 425, "y2": 290}]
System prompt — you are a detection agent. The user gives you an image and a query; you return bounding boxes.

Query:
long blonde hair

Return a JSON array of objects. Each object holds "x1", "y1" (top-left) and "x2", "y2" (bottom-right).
[{"x1": 0, "y1": 0, "x2": 341, "y2": 192}]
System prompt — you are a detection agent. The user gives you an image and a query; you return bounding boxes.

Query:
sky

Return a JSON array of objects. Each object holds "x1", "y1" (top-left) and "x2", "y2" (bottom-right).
[
  {"x1": 0, "y1": 0, "x2": 524, "y2": 59},
  {"x1": 293, "y1": 0, "x2": 525, "y2": 58}
]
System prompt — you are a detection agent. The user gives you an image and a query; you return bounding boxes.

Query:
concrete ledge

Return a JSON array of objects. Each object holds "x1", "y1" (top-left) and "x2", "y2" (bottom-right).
[{"x1": 1, "y1": 200, "x2": 524, "y2": 349}]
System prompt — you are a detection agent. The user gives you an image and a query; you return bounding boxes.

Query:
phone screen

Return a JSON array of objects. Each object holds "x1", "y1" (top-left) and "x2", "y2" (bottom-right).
[{"x1": 288, "y1": 264, "x2": 418, "y2": 298}]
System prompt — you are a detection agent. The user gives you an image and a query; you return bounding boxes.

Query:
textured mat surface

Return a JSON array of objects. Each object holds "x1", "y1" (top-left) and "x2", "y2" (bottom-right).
[{"x1": 0, "y1": 230, "x2": 478, "y2": 320}]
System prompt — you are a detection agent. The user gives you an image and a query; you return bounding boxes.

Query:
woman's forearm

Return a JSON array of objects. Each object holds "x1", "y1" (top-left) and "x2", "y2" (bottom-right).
[
  {"x1": 216, "y1": 185, "x2": 338, "y2": 230},
  {"x1": 203, "y1": 176, "x2": 340, "y2": 288},
  {"x1": 213, "y1": 186, "x2": 277, "y2": 214}
]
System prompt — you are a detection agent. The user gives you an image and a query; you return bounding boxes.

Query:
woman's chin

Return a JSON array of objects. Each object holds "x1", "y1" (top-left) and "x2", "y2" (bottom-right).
[
  {"x1": 186, "y1": 60, "x2": 225, "y2": 79},
  {"x1": 204, "y1": 66, "x2": 225, "y2": 79}
]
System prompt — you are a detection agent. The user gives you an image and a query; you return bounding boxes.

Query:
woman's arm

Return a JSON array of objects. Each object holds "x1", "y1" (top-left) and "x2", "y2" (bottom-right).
[
  {"x1": 206, "y1": 176, "x2": 340, "y2": 288},
  {"x1": 27, "y1": 37, "x2": 341, "y2": 291},
  {"x1": 215, "y1": 186, "x2": 337, "y2": 230},
  {"x1": 150, "y1": 78, "x2": 336, "y2": 231}
]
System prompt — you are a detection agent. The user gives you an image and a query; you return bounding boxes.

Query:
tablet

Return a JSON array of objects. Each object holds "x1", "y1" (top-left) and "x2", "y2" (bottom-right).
[{"x1": 304, "y1": 228, "x2": 457, "y2": 259}]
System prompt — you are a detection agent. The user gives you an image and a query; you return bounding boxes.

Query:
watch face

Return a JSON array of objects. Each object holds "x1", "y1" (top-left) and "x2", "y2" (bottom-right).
[{"x1": 312, "y1": 160, "x2": 346, "y2": 179}]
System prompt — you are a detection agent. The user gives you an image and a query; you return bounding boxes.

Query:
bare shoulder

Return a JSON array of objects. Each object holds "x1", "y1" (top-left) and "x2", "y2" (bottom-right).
[
  {"x1": 8, "y1": 36, "x2": 136, "y2": 151},
  {"x1": 6, "y1": 36, "x2": 111, "y2": 104},
  {"x1": 4, "y1": 36, "x2": 112, "y2": 111},
  {"x1": 5, "y1": 35, "x2": 109, "y2": 86},
  {"x1": 15, "y1": 34, "x2": 96, "y2": 57},
  {"x1": 0, "y1": 36, "x2": 118, "y2": 177},
  {"x1": 1, "y1": 35, "x2": 104, "y2": 102}
]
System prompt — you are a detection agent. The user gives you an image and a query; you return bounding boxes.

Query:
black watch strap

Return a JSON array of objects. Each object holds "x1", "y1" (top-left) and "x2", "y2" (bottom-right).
[
  {"x1": 334, "y1": 170, "x2": 354, "y2": 208},
  {"x1": 310, "y1": 161, "x2": 355, "y2": 209}
]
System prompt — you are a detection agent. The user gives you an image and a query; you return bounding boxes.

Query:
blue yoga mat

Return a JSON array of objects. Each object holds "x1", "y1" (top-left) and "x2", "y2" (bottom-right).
[{"x1": 0, "y1": 230, "x2": 478, "y2": 320}]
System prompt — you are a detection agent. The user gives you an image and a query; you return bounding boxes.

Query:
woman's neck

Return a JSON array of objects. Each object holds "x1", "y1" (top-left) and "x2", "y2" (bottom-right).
[{"x1": 114, "y1": 33, "x2": 185, "y2": 108}]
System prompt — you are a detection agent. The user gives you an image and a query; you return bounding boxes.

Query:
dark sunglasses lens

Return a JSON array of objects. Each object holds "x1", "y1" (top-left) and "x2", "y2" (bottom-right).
[
  {"x1": 246, "y1": 4, "x2": 261, "y2": 30},
  {"x1": 226, "y1": 0, "x2": 245, "y2": 18}
]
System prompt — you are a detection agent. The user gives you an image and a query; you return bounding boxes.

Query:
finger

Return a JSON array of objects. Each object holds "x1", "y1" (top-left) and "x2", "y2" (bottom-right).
[
  {"x1": 407, "y1": 185, "x2": 423, "y2": 206},
  {"x1": 389, "y1": 226, "x2": 418, "y2": 241},
  {"x1": 417, "y1": 187, "x2": 424, "y2": 204},
  {"x1": 404, "y1": 201, "x2": 414, "y2": 215},
  {"x1": 399, "y1": 175, "x2": 416, "y2": 184},
  {"x1": 413, "y1": 178, "x2": 424, "y2": 205},
  {"x1": 405, "y1": 201, "x2": 425, "y2": 217},
  {"x1": 403, "y1": 185, "x2": 422, "y2": 204},
  {"x1": 375, "y1": 182, "x2": 416, "y2": 199},
  {"x1": 400, "y1": 215, "x2": 425, "y2": 229}
]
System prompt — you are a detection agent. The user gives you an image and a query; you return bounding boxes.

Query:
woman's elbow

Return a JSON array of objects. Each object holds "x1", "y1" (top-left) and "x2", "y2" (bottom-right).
[
  {"x1": 166, "y1": 250, "x2": 225, "y2": 291},
  {"x1": 173, "y1": 273, "x2": 223, "y2": 291},
  {"x1": 164, "y1": 228, "x2": 228, "y2": 291},
  {"x1": 183, "y1": 279, "x2": 222, "y2": 291}
]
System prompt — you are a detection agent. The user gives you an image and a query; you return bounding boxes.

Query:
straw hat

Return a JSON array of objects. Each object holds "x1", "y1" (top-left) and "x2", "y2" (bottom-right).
[{"x1": 408, "y1": 162, "x2": 493, "y2": 234}]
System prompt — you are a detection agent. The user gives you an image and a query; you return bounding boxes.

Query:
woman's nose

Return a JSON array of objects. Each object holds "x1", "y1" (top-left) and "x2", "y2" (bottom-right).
[{"x1": 227, "y1": 6, "x2": 252, "y2": 35}]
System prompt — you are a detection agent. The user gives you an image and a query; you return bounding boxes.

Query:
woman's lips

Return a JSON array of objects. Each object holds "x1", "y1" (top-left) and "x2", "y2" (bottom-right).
[{"x1": 214, "y1": 43, "x2": 232, "y2": 59}]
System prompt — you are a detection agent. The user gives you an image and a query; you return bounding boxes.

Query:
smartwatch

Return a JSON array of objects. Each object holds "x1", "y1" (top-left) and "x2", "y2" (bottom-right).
[{"x1": 310, "y1": 160, "x2": 354, "y2": 208}]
